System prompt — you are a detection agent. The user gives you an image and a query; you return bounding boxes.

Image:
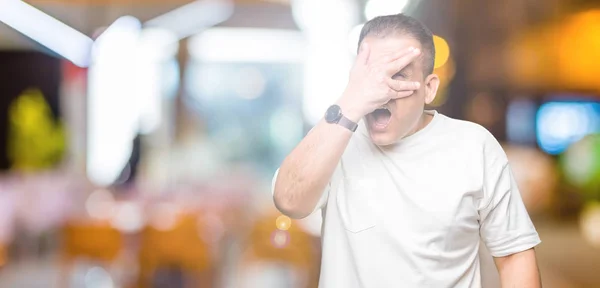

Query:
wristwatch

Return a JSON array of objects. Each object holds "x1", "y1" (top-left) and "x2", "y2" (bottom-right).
[{"x1": 324, "y1": 104, "x2": 358, "y2": 132}]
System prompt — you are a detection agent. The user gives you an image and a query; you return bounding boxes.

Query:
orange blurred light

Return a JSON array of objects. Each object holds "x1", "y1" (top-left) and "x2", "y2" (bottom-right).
[
  {"x1": 555, "y1": 9, "x2": 600, "y2": 90},
  {"x1": 507, "y1": 9, "x2": 600, "y2": 92}
]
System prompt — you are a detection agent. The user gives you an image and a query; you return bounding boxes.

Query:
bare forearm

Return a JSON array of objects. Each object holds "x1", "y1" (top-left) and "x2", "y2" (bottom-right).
[
  {"x1": 494, "y1": 248, "x2": 542, "y2": 288},
  {"x1": 273, "y1": 119, "x2": 353, "y2": 218}
]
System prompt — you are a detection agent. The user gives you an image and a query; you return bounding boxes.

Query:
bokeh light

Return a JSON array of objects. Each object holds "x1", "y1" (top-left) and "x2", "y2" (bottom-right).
[
  {"x1": 433, "y1": 35, "x2": 450, "y2": 69},
  {"x1": 580, "y1": 202, "x2": 600, "y2": 248},
  {"x1": 536, "y1": 102, "x2": 600, "y2": 155},
  {"x1": 271, "y1": 230, "x2": 290, "y2": 249},
  {"x1": 1, "y1": 1, "x2": 600, "y2": 287},
  {"x1": 506, "y1": 99, "x2": 538, "y2": 145},
  {"x1": 149, "y1": 202, "x2": 180, "y2": 231},
  {"x1": 507, "y1": 9, "x2": 600, "y2": 92},
  {"x1": 85, "y1": 189, "x2": 116, "y2": 220},
  {"x1": 561, "y1": 134, "x2": 600, "y2": 197},
  {"x1": 84, "y1": 266, "x2": 115, "y2": 288},
  {"x1": 110, "y1": 202, "x2": 144, "y2": 233},
  {"x1": 276, "y1": 215, "x2": 292, "y2": 231}
]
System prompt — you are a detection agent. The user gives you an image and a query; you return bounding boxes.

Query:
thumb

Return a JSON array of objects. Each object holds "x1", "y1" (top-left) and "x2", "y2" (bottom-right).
[{"x1": 357, "y1": 43, "x2": 370, "y2": 65}]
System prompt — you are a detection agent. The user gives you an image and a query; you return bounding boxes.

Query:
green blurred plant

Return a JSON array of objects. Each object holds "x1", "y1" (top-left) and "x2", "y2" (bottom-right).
[
  {"x1": 7, "y1": 88, "x2": 66, "y2": 171},
  {"x1": 560, "y1": 134, "x2": 600, "y2": 202}
]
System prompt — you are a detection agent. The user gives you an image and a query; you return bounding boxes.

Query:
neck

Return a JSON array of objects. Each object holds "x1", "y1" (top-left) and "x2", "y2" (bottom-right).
[
  {"x1": 405, "y1": 110, "x2": 434, "y2": 138},
  {"x1": 417, "y1": 110, "x2": 434, "y2": 131},
  {"x1": 380, "y1": 110, "x2": 435, "y2": 150}
]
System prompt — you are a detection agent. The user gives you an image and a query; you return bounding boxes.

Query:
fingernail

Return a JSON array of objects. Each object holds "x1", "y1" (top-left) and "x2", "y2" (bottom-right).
[
  {"x1": 409, "y1": 47, "x2": 415, "y2": 51},
  {"x1": 414, "y1": 82, "x2": 421, "y2": 88},
  {"x1": 413, "y1": 48, "x2": 421, "y2": 54}
]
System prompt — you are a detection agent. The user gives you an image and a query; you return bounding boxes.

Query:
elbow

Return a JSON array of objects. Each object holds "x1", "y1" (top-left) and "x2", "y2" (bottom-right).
[{"x1": 273, "y1": 187, "x2": 312, "y2": 219}]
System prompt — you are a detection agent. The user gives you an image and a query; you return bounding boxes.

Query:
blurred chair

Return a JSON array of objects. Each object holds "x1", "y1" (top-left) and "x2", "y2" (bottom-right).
[
  {"x1": 137, "y1": 213, "x2": 214, "y2": 288},
  {"x1": 60, "y1": 220, "x2": 124, "y2": 287},
  {"x1": 239, "y1": 211, "x2": 319, "y2": 288}
]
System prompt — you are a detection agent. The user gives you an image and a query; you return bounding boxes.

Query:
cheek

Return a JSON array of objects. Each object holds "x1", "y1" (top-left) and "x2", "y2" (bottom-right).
[{"x1": 392, "y1": 95, "x2": 424, "y2": 119}]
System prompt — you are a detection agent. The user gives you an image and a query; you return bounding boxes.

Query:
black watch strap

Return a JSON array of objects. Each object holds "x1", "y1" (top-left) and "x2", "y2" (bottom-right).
[
  {"x1": 338, "y1": 115, "x2": 358, "y2": 132},
  {"x1": 325, "y1": 104, "x2": 358, "y2": 132}
]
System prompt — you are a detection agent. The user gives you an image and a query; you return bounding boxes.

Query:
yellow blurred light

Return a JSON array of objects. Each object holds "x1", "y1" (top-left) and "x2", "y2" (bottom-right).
[
  {"x1": 433, "y1": 35, "x2": 450, "y2": 69},
  {"x1": 276, "y1": 215, "x2": 292, "y2": 231},
  {"x1": 580, "y1": 202, "x2": 600, "y2": 248}
]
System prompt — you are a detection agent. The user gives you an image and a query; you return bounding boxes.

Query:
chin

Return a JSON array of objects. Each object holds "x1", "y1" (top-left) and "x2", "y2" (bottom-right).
[{"x1": 368, "y1": 129, "x2": 401, "y2": 147}]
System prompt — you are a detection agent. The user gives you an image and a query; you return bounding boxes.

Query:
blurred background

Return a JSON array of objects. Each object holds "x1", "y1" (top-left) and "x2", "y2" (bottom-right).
[{"x1": 0, "y1": 0, "x2": 598, "y2": 287}]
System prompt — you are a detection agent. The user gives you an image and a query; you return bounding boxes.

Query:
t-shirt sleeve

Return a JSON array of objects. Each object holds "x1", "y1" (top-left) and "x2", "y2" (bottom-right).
[
  {"x1": 478, "y1": 132, "x2": 541, "y2": 257},
  {"x1": 271, "y1": 167, "x2": 331, "y2": 214}
]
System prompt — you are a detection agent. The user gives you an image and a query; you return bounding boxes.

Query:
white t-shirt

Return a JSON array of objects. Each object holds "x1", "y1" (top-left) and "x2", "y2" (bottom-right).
[{"x1": 272, "y1": 110, "x2": 541, "y2": 288}]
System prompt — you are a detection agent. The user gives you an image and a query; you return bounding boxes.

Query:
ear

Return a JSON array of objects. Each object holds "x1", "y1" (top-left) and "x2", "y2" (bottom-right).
[{"x1": 423, "y1": 73, "x2": 440, "y2": 105}]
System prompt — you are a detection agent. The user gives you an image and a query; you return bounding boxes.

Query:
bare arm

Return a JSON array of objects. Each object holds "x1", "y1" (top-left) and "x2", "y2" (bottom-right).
[
  {"x1": 273, "y1": 119, "x2": 353, "y2": 219},
  {"x1": 494, "y1": 248, "x2": 542, "y2": 288},
  {"x1": 273, "y1": 44, "x2": 421, "y2": 219}
]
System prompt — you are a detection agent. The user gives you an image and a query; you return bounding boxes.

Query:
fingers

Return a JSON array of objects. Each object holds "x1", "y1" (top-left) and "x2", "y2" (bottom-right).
[
  {"x1": 385, "y1": 78, "x2": 419, "y2": 100},
  {"x1": 384, "y1": 48, "x2": 421, "y2": 75},
  {"x1": 371, "y1": 46, "x2": 418, "y2": 66},
  {"x1": 386, "y1": 78, "x2": 420, "y2": 92},
  {"x1": 389, "y1": 89, "x2": 416, "y2": 100}
]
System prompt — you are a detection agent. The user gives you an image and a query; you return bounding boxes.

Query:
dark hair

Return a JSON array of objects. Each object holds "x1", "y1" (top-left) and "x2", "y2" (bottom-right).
[{"x1": 358, "y1": 14, "x2": 435, "y2": 76}]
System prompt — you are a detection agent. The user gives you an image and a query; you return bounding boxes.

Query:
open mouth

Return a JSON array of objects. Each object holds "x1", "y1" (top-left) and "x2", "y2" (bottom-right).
[{"x1": 368, "y1": 107, "x2": 392, "y2": 128}]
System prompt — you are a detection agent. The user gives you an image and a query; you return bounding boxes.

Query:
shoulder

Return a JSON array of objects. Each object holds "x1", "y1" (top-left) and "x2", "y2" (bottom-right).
[
  {"x1": 441, "y1": 115, "x2": 491, "y2": 140},
  {"x1": 439, "y1": 115, "x2": 507, "y2": 160}
]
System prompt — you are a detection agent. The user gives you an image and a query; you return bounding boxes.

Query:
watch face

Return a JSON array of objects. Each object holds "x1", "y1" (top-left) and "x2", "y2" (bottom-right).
[{"x1": 325, "y1": 105, "x2": 342, "y2": 123}]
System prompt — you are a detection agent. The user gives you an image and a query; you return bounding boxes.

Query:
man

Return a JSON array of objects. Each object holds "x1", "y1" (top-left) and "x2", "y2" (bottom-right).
[{"x1": 272, "y1": 14, "x2": 541, "y2": 288}]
